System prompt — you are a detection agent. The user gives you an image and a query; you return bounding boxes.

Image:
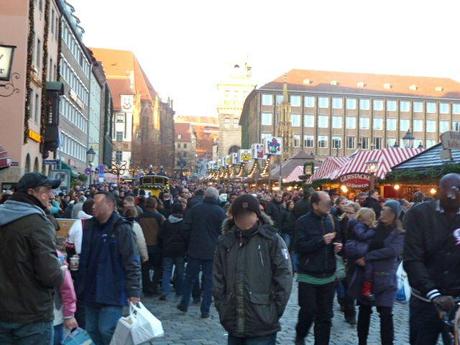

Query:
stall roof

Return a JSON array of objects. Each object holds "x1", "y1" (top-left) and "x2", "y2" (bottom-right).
[
  {"x1": 392, "y1": 143, "x2": 460, "y2": 170},
  {"x1": 310, "y1": 156, "x2": 350, "y2": 181}
]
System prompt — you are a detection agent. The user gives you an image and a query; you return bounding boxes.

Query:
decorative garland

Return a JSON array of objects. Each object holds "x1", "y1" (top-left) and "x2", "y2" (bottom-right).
[
  {"x1": 385, "y1": 164, "x2": 460, "y2": 184},
  {"x1": 24, "y1": 0, "x2": 35, "y2": 144},
  {"x1": 40, "y1": 0, "x2": 51, "y2": 154}
]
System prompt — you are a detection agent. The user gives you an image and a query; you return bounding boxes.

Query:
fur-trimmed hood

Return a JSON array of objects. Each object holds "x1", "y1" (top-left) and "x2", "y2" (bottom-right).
[{"x1": 221, "y1": 212, "x2": 274, "y2": 235}]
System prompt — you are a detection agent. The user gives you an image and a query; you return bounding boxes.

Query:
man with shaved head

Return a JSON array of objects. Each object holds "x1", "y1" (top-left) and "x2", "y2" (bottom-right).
[
  {"x1": 294, "y1": 191, "x2": 342, "y2": 345},
  {"x1": 404, "y1": 173, "x2": 460, "y2": 345}
]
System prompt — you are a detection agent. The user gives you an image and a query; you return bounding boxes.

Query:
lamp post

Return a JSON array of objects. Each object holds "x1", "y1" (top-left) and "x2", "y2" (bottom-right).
[
  {"x1": 366, "y1": 158, "x2": 379, "y2": 191},
  {"x1": 0, "y1": 44, "x2": 20, "y2": 98},
  {"x1": 86, "y1": 147, "x2": 96, "y2": 185},
  {"x1": 402, "y1": 129, "x2": 415, "y2": 148},
  {"x1": 111, "y1": 160, "x2": 127, "y2": 184}
]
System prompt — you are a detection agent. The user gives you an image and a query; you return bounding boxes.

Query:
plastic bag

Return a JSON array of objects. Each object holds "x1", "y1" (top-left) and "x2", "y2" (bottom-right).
[
  {"x1": 335, "y1": 255, "x2": 346, "y2": 280},
  {"x1": 395, "y1": 262, "x2": 411, "y2": 303},
  {"x1": 62, "y1": 328, "x2": 95, "y2": 345},
  {"x1": 110, "y1": 303, "x2": 164, "y2": 345}
]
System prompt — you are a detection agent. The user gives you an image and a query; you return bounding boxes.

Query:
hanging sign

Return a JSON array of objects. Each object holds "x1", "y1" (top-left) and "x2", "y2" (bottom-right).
[
  {"x1": 239, "y1": 149, "x2": 252, "y2": 162},
  {"x1": 251, "y1": 143, "x2": 265, "y2": 159},
  {"x1": 264, "y1": 137, "x2": 282, "y2": 155},
  {"x1": 339, "y1": 173, "x2": 371, "y2": 189}
]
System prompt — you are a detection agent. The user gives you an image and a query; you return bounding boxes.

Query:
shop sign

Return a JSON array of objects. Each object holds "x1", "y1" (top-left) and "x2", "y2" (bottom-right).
[
  {"x1": 264, "y1": 137, "x2": 282, "y2": 155},
  {"x1": 441, "y1": 131, "x2": 460, "y2": 150},
  {"x1": 251, "y1": 143, "x2": 265, "y2": 159},
  {"x1": 28, "y1": 129, "x2": 42, "y2": 143},
  {"x1": 339, "y1": 173, "x2": 371, "y2": 189},
  {"x1": 239, "y1": 149, "x2": 252, "y2": 162}
]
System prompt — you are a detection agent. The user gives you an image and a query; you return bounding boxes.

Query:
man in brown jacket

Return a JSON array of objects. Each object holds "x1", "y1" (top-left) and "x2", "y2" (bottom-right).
[{"x1": 138, "y1": 197, "x2": 165, "y2": 295}]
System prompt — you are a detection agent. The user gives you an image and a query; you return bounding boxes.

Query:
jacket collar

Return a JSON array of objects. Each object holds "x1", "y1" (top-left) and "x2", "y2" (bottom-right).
[{"x1": 203, "y1": 197, "x2": 219, "y2": 205}]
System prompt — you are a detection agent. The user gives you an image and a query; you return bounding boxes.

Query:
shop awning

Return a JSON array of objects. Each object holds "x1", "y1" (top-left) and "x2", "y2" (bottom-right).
[
  {"x1": 0, "y1": 146, "x2": 11, "y2": 170},
  {"x1": 310, "y1": 156, "x2": 350, "y2": 181},
  {"x1": 284, "y1": 165, "x2": 304, "y2": 183},
  {"x1": 392, "y1": 143, "x2": 460, "y2": 171},
  {"x1": 59, "y1": 161, "x2": 79, "y2": 178}
]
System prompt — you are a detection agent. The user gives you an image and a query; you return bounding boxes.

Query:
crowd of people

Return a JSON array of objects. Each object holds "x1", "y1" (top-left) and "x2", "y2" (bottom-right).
[{"x1": 0, "y1": 171, "x2": 460, "y2": 345}]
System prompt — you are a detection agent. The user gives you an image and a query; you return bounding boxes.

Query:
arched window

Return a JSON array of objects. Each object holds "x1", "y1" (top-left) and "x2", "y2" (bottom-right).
[
  {"x1": 228, "y1": 145, "x2": 240, "y2": 154},
  {"x1": 33, "y1": 157, "x2": 39, "y2": 172},
  {"x1": 25, "y1": 154, "x2": 31, "y2": 173}
]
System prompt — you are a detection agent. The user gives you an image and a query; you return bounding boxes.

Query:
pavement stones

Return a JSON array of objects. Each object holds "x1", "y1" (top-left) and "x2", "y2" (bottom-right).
[{"x1": 142, "y1": 283, "x2": 415, "y2": 345}]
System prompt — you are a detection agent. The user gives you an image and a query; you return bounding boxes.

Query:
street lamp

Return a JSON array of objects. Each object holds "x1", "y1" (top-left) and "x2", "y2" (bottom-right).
[
  {"x1": 0, "y1": 44, "x2": 20, "y2": 98},
  {"x1": 402, "y1": 129, "x2": 415, "y2": 148},
  {"x1": 366, "y1": 158, "x2": 379, "y2": 191},
  {"x1": 86, "y1": 147, "x2": 96, "y2": 185}
]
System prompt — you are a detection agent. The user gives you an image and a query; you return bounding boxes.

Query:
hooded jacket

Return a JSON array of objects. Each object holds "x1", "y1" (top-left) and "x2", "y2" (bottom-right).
[
  {"x1": 213, "y1": 213, "x2": 293, "y2": 338},
  {"x1": 159, "y1": 214, "x2": 188, "y2": 257},
  {"x1": 0, "y1": 199, "x2": 64, "y2": 323}
]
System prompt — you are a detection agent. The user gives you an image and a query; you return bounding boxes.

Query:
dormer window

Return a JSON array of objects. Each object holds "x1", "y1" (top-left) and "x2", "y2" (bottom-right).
[
  {"x1": 384, "y1": 83, "x2": 392, "y2": 89},
  {"x1": 330, "y1": 80, "x2": 338, "y2": 86},
  {"x1": 357, "y1": 81, "x2": 366, "y2": 88},
  {"x1": 409, "y1": 84, "x2": 418, "y2": 91}
]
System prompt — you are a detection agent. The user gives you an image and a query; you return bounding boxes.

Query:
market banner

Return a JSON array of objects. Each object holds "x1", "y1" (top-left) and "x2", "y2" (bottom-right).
[
  {"x1": 251, "y1": 143, "x2": 265, "y2": 160},
  {"x1": 231, "y1": 152, "x2": 238, "y2": 164},
  {"x1": 239, "y1": 149, "x2": 252, "y2": 162},
  {"x1": 339, "y1": 173, "x2": 371, "y2": 189},
  {"x1": 264, "y1": 137, "x2": 282, "y2": 156}
]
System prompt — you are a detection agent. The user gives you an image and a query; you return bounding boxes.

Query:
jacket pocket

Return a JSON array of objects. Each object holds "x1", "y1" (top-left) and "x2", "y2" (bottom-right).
[
  {"x1": 249, "y1": 292, "x2": 277, "y2": 327},
  {"x1": 373, "y1": 271, "x2": 395, "y2": 294}
]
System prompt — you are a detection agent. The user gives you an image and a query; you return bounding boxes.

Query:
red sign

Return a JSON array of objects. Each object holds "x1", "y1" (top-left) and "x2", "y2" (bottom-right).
[{"x1": 339, "y1": 173, "x2": 371, "y2": 189}]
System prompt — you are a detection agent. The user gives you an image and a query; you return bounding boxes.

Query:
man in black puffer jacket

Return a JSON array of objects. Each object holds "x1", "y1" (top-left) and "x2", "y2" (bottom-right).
[
  {"x1": 213, "y1": 194, "x2": 292, "y2": 344},
  {"x1": 294, "y1": 191, "x2": 343, "y2": 345}
]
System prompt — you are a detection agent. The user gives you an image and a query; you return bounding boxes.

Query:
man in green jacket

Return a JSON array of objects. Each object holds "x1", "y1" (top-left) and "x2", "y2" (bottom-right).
[
  {"x1": 213, "y1": 194, "x2": 293, "y2": 345},
  {"x1": 0, "y1": 173, "x2": 64, "y2": 345}
]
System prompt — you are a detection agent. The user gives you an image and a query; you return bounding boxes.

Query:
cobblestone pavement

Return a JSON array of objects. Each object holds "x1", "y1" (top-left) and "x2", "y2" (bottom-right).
[{"x1": 143, "y1": 282, "x2": 416, "y2": 345}]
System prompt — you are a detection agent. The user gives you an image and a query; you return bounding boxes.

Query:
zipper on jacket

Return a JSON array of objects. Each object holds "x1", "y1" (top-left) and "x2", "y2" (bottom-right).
[{"x1": 258, "y1": 244, "x2": 264, "y2": 266}]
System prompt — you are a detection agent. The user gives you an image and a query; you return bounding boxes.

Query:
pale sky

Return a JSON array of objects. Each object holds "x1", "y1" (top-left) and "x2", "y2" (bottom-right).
[{"x1": 76, "y1": 0, "x2": 460, "y2": 117}]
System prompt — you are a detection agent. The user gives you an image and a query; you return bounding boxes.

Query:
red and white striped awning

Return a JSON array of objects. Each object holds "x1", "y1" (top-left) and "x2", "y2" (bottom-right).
[
  {"x1": 336, "y1": 147, "x2": 423, "y2": 180},
  {"x1": 283, "y1": 165, "x2": 304, "y2": 183},
  {"x1": 310, "y1": 156, "x2": 350, "y2": 181}
]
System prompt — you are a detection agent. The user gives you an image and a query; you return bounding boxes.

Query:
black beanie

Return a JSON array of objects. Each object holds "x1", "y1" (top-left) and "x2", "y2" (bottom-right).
[{"x1": 231, "y1": 194, "x2": 262, "y2": 219}]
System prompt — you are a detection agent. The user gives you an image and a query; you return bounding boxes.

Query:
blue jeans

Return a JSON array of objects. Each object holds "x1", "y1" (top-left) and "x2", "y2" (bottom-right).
[
  {"x1": 0, "y1": 321, "x2": 53, "y2": 345},
  {"x1": 161, "y1": 256, "x2": 185, "y2": 297},
  {"x1": 228, "y1": 333, "x2": 277, "y2": 345},
  {"x1": 85, "y1": 305, "x2": 123, "y2": 345},
  {"x1": 179, "y1": 258, "x2": 213, "y2": 314},
  {"x1": 53, "y1": 324, "x2": 63, "y2": 345}
]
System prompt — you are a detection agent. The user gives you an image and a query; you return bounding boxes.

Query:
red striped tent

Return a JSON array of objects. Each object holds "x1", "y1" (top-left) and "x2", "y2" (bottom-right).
[
  {"x1": 311, "y1": 147, "x2": 423, "y2": 182},
  {"x1": 283, "y1": 165, "x2": 304, "y2": 183}
]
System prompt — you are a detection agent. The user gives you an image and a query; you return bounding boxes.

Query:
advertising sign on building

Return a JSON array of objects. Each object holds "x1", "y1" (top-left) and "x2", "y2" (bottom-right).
[
  {"x1": 251, "y1": 144, "x2": 265, "y2": 160},
  {"x1": 239, "y1": 149, "x2": 252, "y2": 162},
  {"x1": 339, "y1": 174, "x2": 371, "y2": 189},
  {"x1": 49, "y1": 170, "x2": 71, "y2": 191},
  {"x1": 264, "y1": 137, "x2": 282, "y2": 156}
]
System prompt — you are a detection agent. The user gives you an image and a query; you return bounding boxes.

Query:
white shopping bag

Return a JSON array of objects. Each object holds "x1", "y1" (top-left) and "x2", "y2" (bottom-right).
[
  {"x1": 395, "y1": 262, "x2": 411, "y2": 303},
  {"x1": 110, "y1": 316, "x2": 134, "y2": 345},
  {"x1": 129, "y1": 302, "x2": 164, "y2": 345}
]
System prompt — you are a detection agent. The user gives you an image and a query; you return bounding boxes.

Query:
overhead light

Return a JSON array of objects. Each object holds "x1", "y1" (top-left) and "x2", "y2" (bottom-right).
[
  {"x1": 394, "y1": 184, "x2": 400, "y2": 191},
  {"x1": 340, "y1": 185, "x2": 348, "y2": 193},
  {"x1": 430, "y1": 188, "x2": 437, "y2": 195}
]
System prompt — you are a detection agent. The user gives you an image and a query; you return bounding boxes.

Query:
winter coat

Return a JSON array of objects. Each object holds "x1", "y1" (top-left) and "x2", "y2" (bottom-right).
[
  {"x1": 0, "y1": 199, "x2": 64, "y2": 323},
  {"x1": 281, "y1": 210, "x2": 296, "y2": 237},
  {"x1": 184, "y1": 197, "x2": 226, "y2": 260},
  {"x1": 344, "y1": 222, "x2": 375, "y2": 260},
  {"x1": 213, "y1": 215, "x2": 293, "y2": 338},
  {"x1": 404, "y1": 200, "x2": 460, "y2": 298},
  {"x1": 77, "y1": 212, "x2": 141, "y2": 306},
  {"x1": 53, "y1": 251, "x2": 77, "y2": 326},
  {"x1": 138, "y1": 209, "x2": 165, "y2": 246},
  {"x1": 159, "y1": 215, "x2": 188, "y2": 258},
  {"x1": 295, "y1": 211, "x2": 337, "y2": 277},
  {"x1": 293, "y1": 198, "x2": 311, "y2": 219},
  {"x1": 266, "y1": 200, "x2": 286, "y2": 231},
  {"x1": 132, "y1": 221, "x2": 149, "y2": 263},
  {"x1": 348, "y1": 223, "x2": 404, "y2": 307}
]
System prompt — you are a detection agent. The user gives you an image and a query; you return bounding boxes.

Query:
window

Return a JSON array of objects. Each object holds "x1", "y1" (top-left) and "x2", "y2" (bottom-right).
[
  {"x1": 318, "y1": 97, "x2": 329, "y2": 108},
  {"x1": 346, "y1": 117, "x2": 356, "y2": 129},
  {"x1": 34, "y1": 93, "x2": 40, "y2": 123},
  {"x1": 387, "y1": 138, "x2": 397, "y2": 147},
  {"x1": 318, "y1": 116, "x2": 329, "y2": 128},
  {"x1": 183, "y1": 152, "x2": 187, "y2": 158},
  {"x1": 400, "y1": 101, "x2": 411, "y2": 112},
  {"x1": 291, "y1": 114, "x2": 301, "y2": 127},
  {"x1": 261, "y1": 94, "x2": 273, "y2": 106},
  {"x1": 414, "y1": 101, "x2": 424, "y2": 113},
  {"x1": 426, "y1": 140, "x2": 436, "y2": 148},
  {"x1": 440, "y1": 121, "x2": 450, "y2": 133},
  {"x1": 373, "y1": 137, "x2": 383, "y2": 149},
  {"x1": 290, "y1": 95, "x2": 301, "y2": 107},
  {"x1": 36, "y1": 39, "x2": 41, "y2": 70},
  {"x1": 332, "y1": 137, "x2": 342, "y2": 149},
  {"x1": 440, "y1": 103, "x2": 450, "y2": 114},
  {"x1": 359, "y1": 117, "x2": 370, "y2": 129},
  {"x1": 373, "y1": 99, "x2": 384, "y2": 111},
  {"x1": 454, "y1": 122, "x2": 460, "y2": 131},
  {"x1": 116, "y1": 131, "x2": 123, "y2": 141},
  {"x1": 318, "y1": 136, "x2": 328, "y2": 148},
  {"x1": 346, "y1": 136, "x2": 355, "y2": 149},
  {"x1": 426, "y1": 120, "x2": 436, "y2": 133},
  {"x1": 304, "y1": 115, "x2": 314, "y2": 127},
  {"x1": 275, "y1": 94, "x2": 284, "y2": 105},
  {"x1": 332, "y1": 116, "x2": 343, "y2": 129},
  {"x1": 413, "y1": 120, "x2": 423, "y2": 132},
  {"x1": 304, "y1": 96, "x2": 315, "y2": 107},
  {"x1": 293, "y1": 135, "x2": 301, "y2": 147},
  {"x1": 414, "y1": 139, "x2": 423, "y2": 148},
  {"x1": 360, "y1": 137, "x2": 369, "y2": 149},
  {"x1": 332, "y1": 98, "x2": 343, "y2": 109},
  {"x1": 261, "y1": 112, "x2": 272, "y2": 126},
  {"x1": 373, "y1": 118, "x2": 383, "y2": 130},
  {"x1": 360, "y1": 99, "x2": 370, "y2": 110},
  {"x1": 115, "y1": 151, "x2": 122, "y2": 162},
  {"x1": 184, "y1": 143, "x2": 188, "y2": 149},
  {"x1": 304, "y1": 135, "x2": 314, "y2": 148},
  {"x1": 387, "y1": 100, "x2": 397, "y2": 112},
  {"x1": 400, "y1": 119, "x2": 410, "y2": 132},
  {"x1": 386, "y1": 118, "x2": 397, "y2": 131},
  {"x1": 346, "y1": 98, "x2": 357, "y2": 110},
  {"x1": 51, "y1": 9, "x2": 55, "y2": 34},
  {"x1": 426, "y1": 102, "x2": 436, "y2": 114},
  {"x1": 453, "y1": 104, "x2": 460, "y2": 114},
  {"x1": 116, "y1": 114, "x2": 125, "y2": 123}
]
